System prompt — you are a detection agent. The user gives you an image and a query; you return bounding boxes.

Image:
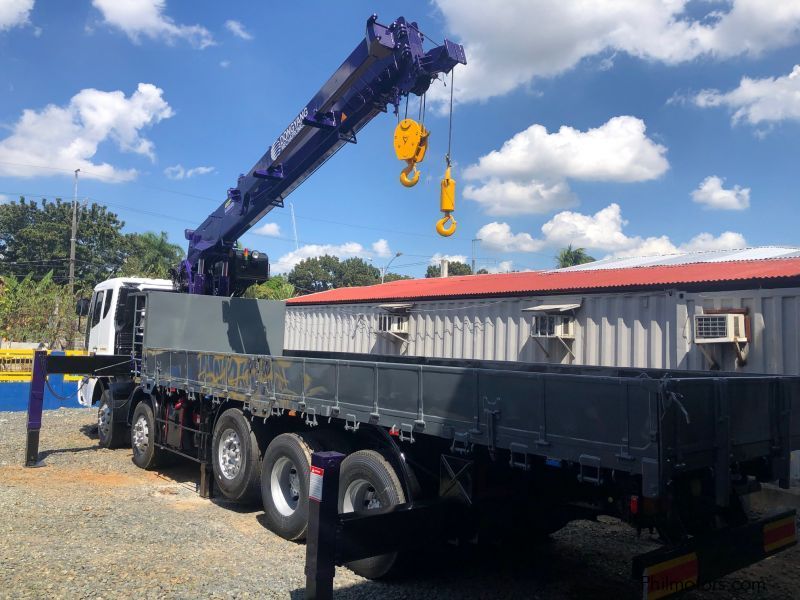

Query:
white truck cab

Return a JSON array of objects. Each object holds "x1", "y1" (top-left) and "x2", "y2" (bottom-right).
[{"x1": 78, "y1": 277, "x2": 173, "y2": 408}]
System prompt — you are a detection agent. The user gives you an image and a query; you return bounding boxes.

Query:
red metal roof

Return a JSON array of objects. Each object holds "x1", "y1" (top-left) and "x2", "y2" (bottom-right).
[{"x1": 287, "y1": 258, "x2": 800, "y2": 305}]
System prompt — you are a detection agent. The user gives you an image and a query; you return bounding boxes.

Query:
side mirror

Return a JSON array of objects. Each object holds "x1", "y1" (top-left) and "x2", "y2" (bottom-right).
[{"x1": 76, "y1": 298, "x2": 90, "y2": 317}]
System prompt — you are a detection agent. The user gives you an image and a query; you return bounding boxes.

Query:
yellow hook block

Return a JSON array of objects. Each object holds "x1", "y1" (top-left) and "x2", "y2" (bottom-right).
[
  {"x1": 394, "y1": 118, "x2": 428, "y2": 188},
  {"x1": 436, "y1": 166, "x2": 457, "y2": 236}
]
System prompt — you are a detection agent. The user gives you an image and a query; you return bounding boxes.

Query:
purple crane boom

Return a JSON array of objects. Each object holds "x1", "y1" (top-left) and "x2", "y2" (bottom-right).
[{"x1": 180, "y1": 15, "x2": 466, "y2": 295}]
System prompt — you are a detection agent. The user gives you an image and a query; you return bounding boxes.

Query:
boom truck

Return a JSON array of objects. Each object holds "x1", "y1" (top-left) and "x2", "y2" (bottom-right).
[{"x1": 23, "y1": 14, "x2": 798, "y2": 599}]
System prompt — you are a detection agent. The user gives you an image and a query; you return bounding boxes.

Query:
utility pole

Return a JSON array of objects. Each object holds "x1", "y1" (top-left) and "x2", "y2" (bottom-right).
[
  {"x1": 472, "y1": 237, "x2": 482, "y2": 274},
  {"x1": 289, "y1": 202, "x2": 299, "y2": 251},
  {"x1": 69, "y1": 169, "x2": 80, "y2": 297}
]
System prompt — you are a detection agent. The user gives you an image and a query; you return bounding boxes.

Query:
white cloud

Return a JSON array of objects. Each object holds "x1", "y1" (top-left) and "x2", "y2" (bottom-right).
[
  {"x1": 253, "y1": 222, "x2": 281, "y2": 237},
  {"x1": 464, "y1": 116, "x2": 667, "y2": 215},
  {"x1": 429, "y1": 252, "x2": 468, "y2": 266},
  {"x1": 693, "y1": 64, "x2": 800, "y2": 126},
  {"x1": 224, "y1": 19, "x2": 252, "y2": 40},
  {"x1": 0, "y1": 0, "x2": 33, "y2": 31},
  {"x1": 0, "y1": 194, "x2": 9, "y2": 203},
  {"x1": 0, "y1": 83, "x2": 173, "y2": 182},
  {"x1": 691, "y1": 176, "x2": 750, "y2": 210},
  {"x1": 273, "y1": 242, "x2": 370, "y2": 273},
  {"x1": 163, "y1": 164, "x2": 215, "y2": 180},
  {"x1": 371, "y1": 239, "x2": 392, "y2": 258},
  {"x1": 539, "y1": 203, "x2": 747, "y2": 257},
  {"x1": 476, "y1": 222, "x2": 543, "y2": 252},
  {"x1": 465, "y1": 117, "x2": 668, "y2": 183},
  {"x1": 487, "y1": 260, "x2": 514, "y2": 274},
  {"x1": 432, "y1": 0, "x2": 800, "y2": 106},
  {"x1": 476, "y1": 204, "x2": 747, "y2": 259},
  {"x1": 464, "y1": 179, "x2": 577, "y2": 216},
  {"x1": 219, "y1": 60, "x2": 230, "y2": 68},
  {"x1": 92, "y1": 0, "x2": 214, "y2": 48}
]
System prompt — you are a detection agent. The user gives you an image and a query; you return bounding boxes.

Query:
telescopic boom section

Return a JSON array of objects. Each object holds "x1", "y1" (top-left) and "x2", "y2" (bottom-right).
[{"x1": 180, "y1": 15, "x2": 466, "y2": 295}]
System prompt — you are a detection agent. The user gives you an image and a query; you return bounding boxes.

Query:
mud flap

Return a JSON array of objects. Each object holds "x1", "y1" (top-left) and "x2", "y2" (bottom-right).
[{"x1": 632, "y1": 510, "x2": 797, "y2": 599}]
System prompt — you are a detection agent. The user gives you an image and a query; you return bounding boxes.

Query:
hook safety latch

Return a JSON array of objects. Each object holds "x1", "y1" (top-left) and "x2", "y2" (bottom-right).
[{"x1": 436, "y1": 165, "x2": 457, "y2": 236}]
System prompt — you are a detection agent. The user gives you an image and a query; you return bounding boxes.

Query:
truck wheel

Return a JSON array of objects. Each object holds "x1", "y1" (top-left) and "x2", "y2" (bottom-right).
[
  {"x1": 260, "y1": 433, "x2": 320, "y2": 541},
  {"x1": 212, "y1": 408, "x2": 262, "y2": 503},
  {"x1": 339, "y1": 450, "x2": 406, "y2": 579},
  {"x1": 97, "y1": 389, "x2": 127, "y2": 449},
  {"x1": 131, "y1": 402, "x2": 163, "y2": 469}
]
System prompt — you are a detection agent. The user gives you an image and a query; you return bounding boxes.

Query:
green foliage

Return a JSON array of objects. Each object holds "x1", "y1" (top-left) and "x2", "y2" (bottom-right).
[
  {"x1": 243, "y1": 275, "x2": 296, "y2": 300},
  {"x1": 0, "y1": 197, "x2": 128, "y2": 286},
  {"x1": 0, "y1": 272, "x2": 82, "y2": 348},
  {"x1": 120, "y1": 231, "x2": 184, "y2": 279},
  {"x1": 555, "y1": 244, "x2": 595, "y2": 268},
  {"x1": 382, "y1": 272, "x2": 411, "y2": 283},
  {"x1": 476, "y1": 268, "x2": 489, "y2": 274},
  {"x1": 288, "y1": 255, "x2": 381, "y2": 294},
  {"x1": 425, "y1": 261, "x2": 472, "y2": 278}
]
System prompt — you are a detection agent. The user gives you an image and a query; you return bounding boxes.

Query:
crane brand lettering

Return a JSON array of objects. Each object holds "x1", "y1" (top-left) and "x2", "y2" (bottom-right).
[{"x1": 270, "y1": 107, "x2": 309, "y2": 161}]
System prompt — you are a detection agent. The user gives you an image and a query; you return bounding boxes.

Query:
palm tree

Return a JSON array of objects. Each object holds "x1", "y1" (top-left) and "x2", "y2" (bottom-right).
[{"x1": 555, "y1": 244, "x2": 595, "y2": 268}]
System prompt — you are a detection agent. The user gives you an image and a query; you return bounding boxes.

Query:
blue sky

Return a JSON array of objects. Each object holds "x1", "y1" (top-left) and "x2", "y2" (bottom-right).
[{"x1": 1, "y1": 0, "x2": 799, "y2": 278}]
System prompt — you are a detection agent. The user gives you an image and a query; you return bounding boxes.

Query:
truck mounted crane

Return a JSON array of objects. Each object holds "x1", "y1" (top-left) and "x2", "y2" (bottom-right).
[
  {"x1": 26, "y1": 13, "x2": 793, "y2": 599},
  {"x1": 178, "y1": 14, "x2": 466, "y2": 296}
]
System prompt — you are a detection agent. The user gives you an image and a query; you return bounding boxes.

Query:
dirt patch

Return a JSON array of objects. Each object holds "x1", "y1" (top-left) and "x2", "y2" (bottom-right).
[{"x1": 0, "y1": 464, "x2": 161, "y2": 487}]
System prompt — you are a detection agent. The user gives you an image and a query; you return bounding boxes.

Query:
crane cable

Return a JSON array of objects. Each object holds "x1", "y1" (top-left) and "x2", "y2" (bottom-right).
[{"x1": 436, "y1": 69, "x2": 457, "y2": 237}]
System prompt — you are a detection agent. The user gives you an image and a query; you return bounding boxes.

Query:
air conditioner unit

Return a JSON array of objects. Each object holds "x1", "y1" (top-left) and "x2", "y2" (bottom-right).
[
  {"x1": 694, "y1": 313, "x2": 748, "y2": 344},
  {"x1": 531, "y1": 315, "x2": 575, "y2": 339}
]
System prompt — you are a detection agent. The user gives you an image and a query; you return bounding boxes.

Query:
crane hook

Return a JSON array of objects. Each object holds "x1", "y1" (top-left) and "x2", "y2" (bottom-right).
[
  {"x1": 400, "y1": 160, "x2": 420, "y2": 187},
  {"x1": 436, "y1": 165, "x2": 457, "y2": 236},
  {"x1": 436, "y1": 212, "x2": 457, "y2": 236}
]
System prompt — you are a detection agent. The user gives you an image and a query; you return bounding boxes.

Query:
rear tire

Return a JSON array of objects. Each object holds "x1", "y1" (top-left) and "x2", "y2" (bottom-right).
[
  {"x1": 131, "y1": 402, "x2": 162, "y2": 469},
  {"x1": 260, "y1": 433, "x2": 320, "y2": 541},
  {"x1": 338, "y1": 450, "x2": 406, "y2": 579},
  {"x1": 97, "y1": 389, "x2": 127, "y2": 449},
  {"x1": 212, "y1": 408, "x2": 262, "y2": 503}
]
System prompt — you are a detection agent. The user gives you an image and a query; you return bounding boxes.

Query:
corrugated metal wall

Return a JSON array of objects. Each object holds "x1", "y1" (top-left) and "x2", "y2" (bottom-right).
[
  {"x1": 286, "y1": 286, "x2": 800, "y2": 375},
  {"x1": 286, "y1": 285, "x2": 800, "y2": 481}
]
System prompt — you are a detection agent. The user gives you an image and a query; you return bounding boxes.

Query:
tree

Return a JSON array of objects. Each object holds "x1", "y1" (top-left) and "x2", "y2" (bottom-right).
[
  {"x1": 243, "y1": 275, "x2": 296, "y2": 300},
  {"x1": 337, "y1": 257, "x2": 380, "y2": 288},
  {"x1": 0, "y1": 271, "x2": 81, "y2": 348},
  {"x1": 120, "y1": 231, "x2": 184, "y2": 279},
  {"x1": 382, "y1": 272, "x2": 411, "y2": 283},
  {"x1": 555, "y1": 244, "x2": 595, "y2": 268},
  {"x1": 425, "y1": 261, "x2": 472, "y2": 278},
  {"x1": 0, "y1": 197, "x2": 128, "y2": 286},
  {"x1": 287, "y1": 255, "x2": 342, "y2": 293},
  {"x1": 287, "y1": 255, "x2": 381, "y2": 294},
  {"x1": 476, "y1": 268, "x2": 489, "y2": 275}
]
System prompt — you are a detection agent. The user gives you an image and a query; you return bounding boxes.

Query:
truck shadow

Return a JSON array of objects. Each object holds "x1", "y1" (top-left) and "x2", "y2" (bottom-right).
[{"x1": 288, "y1": 529, "x2": 641, "y2": 600}]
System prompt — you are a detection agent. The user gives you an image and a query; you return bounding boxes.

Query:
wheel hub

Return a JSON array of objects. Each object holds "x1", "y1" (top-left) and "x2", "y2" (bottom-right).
[
  {"x1": 271, "y1": 456, "x2": 301, "y2": 516},
  {"x1": 132, "y1": 414, "x2": 149, "y2": 455},
  {"x1": 218, "y1": 429, "x2": 242, "y2": 480},
  {"x1": 98, "y1": 402, "x2": 112, "y2": 440},
  {"x1": 342, "y1": 479, "x2": 382, "y2": 513}
]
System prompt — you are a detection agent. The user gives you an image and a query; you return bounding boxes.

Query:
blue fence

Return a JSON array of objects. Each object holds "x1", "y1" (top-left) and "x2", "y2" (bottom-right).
[{"x1": 0, "y1": 375, "x2": 81, "y2": 412}]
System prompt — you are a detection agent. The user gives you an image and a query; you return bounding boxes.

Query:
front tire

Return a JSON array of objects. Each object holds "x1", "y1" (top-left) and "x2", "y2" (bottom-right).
[
  {"x1": 260, "y1": 433, "x2": 320, "y2": 541},
  {"x1": 97, "y1": 389, "x2": 127, "y2": 449},
  {"x1": 212, "y1": 408, "x2": 262, "y2": 503},
  {"x1": 131, "y1": 402, "x2": 162, "y2": 469},
  {"x1": 339, "y1": 450, "x2": 406, "y2": 579}
]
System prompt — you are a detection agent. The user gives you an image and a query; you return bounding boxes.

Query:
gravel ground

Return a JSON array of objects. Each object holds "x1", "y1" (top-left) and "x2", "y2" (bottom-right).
[{"x1": 1, "y1": 408, "x2": 798, "y2": 599}]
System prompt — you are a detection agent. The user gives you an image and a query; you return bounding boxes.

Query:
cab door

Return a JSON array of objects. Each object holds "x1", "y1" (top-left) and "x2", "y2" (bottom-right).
[{"x1": 86, "y1": 289, "x2": 115, "y2": 353}]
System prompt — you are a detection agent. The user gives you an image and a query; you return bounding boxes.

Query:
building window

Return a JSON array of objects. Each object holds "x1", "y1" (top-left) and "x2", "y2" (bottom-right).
[
  {"x1": 531, "y1": 315, "x2": 574, "y2": 338},
  {"x1": 378, "y1": 314, "x2": 409, "y2": 335}
]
